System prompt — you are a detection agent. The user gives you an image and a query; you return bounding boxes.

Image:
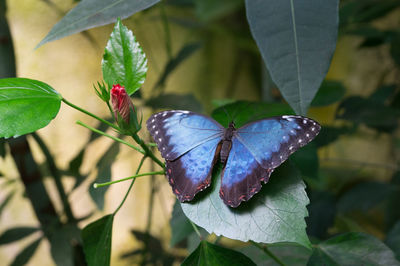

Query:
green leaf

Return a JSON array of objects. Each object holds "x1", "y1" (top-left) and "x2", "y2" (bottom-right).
[
  {"x1": 245, "y1": 0, "x2": 339, "y2": 115},
  {"x1": 82, "y1": 214, "x2": 114, "y2": 266},
  {"x1": 306, "y1": 191, "x2": 336, "y2": 239},
  {"x1": 37, "y1": 0, "x2": 160, "y2": 48},
  {"x1": 102, "y1": 19, "x2": 147, "y2": 95},
  {"x1": 89, "y1": 142, "x2": 120, "y2": 210},
  {"x1": 0, "y1": 227, "x2": 40, "y2": 245},
  {"x1": 0, "y1": 78, "x2": 62, "y2": 138},
  {"x1": 386, "y1": 221, "x2": 400, "y2": 260},
  {"x1": 308, "y1": 233, "x2": 400, "y2": 266},
  {"x1": 146, "y1": 93, "x2": 203, "y2": 113},
  {"x1": 181, "y1": 162, "x2": 311, "y2": 248},
  {"x1": 211, "y1": 101, "x2": 294, "y2": 128},
  {"x1": 10, "y1": 237, "x2": 42, "y2": 266},
  {"x1": 311, "y1": 81, "x2": 346, "y2": 107},
  {"x1": 240, "y1": 242, "x2": 312, "y2": 266},
  {"x1": 182, "y1": 240, "x2": 256, "y2": 266},
  {"x1": 170, "y1": 200, "x2": 194, "y2": 247},
  {"x1": 337, "y1": 181, "x2": 392, "y2": 213},
  {"x1": 291, "y1": 143, "x2": 319, "y2": 179}
]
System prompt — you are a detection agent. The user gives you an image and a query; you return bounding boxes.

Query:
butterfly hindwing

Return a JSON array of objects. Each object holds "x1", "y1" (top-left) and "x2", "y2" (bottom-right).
[
  {"x1": 236, "y1": 115, "x2": 321, "y2": 169},
  {"x1": 166, "y1": 137, "x2": 221, "y2": 202},
  {"x1": 147, "y1": 110, "x2": 223, "y2": 160},
  {"x1": 220, "y1": 137, "x2": 272, "y2": 207}
]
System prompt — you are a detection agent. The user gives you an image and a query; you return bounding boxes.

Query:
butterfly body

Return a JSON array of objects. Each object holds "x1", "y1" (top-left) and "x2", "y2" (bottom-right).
[{"x1": 147, "y1": 110, "x2": 320, "y2": 207}]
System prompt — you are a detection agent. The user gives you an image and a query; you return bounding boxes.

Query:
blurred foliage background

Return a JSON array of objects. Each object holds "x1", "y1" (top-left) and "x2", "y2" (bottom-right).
[{"x1": 0, "y1": 0, "x2": 400, "y2": 265}]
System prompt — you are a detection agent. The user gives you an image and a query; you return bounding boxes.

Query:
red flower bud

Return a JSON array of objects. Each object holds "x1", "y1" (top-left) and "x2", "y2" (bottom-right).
[{"x1": 111, "y1": 84, "x2": 134, "y2": 123}]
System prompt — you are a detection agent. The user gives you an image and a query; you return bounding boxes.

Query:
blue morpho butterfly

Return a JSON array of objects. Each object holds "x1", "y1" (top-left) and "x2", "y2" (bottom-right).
[{"x1": 147, "y1": 108, "x2": 320, "y2": 207}]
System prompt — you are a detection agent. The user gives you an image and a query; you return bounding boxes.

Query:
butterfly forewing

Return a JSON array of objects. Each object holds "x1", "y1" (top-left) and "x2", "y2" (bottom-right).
[{"x1": 146, "y1": 110, "x2": 224, "y2": 161}]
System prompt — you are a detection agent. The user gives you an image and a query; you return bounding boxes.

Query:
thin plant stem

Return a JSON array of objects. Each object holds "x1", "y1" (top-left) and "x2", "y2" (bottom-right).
[
  {"x1": 62, "y1": 98, "x2": 119, "y2": 131},
  {"x1": 76, "y1": 120, "x2": 145, "y2": 154},
  {"x1": 113, "y1": 156, "x2": 147, "y2": 215},
  {"x1": 94, "y1": 171, "x2": 164, "y2": 188},
  {"x1": 31, "y1": 132, "x2": 75, "y2": 222},
  {"x1": 190, "y1": 220, "x2": 202, "y2": 240},
  {"x1": 250, "y1": 241, "x2": 285, "y2": 266},
  {"x1": 131, "y1": 134, "x2": 164, "y2": 169}
]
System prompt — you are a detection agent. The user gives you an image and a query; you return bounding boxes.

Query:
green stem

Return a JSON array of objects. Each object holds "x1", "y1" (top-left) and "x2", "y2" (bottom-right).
[
  {"x1": 250, "y1": 241, "x2": 285, "y2": 266},
  {"x1": 94, "y1": 171, "x2": 164, "y2": 188},
  {"x1": 76, "y1": 120, "x2": 145, "y2": 154},
  {"x1": 131, "y1": 134, "x2": 164, "y2": 169},
  {"x1": 62, "y1": 98, "x2": 119, "y2": 131},
  {"x1": 113, "y1": 156, "x2": 147, "y2": 215},
  {"x1": 31, "y1": 132, "x2": 75, "y2": 222},
  {"x1": 190, "y1": 220, "x2": 202, "y2": 240}
]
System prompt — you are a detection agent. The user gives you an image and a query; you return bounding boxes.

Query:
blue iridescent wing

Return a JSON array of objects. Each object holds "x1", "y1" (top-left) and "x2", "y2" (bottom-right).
[
  {"x1": 146, "y1": 110, "x2": 224, "y2": 201},
  {"x1": 147, "y1": 110, "x2": 224, "y2": 160},
  {"x1": 220, "y1": 115, "x2": 320, "y2": 207}
]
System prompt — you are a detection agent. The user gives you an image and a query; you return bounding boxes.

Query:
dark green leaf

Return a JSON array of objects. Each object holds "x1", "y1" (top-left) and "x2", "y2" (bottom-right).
[
  {"x1": 291, "y1": 143, "x2": 319, "y2": 179},
  {"x1": 37, "y1": 0, "x2": 160, "y2": 48},
  {"x1": 338, "y1": 181, "x2": 392, "y2": 213},
  {"x1": 306, "y1": 191, "x2": 336, "y2": 239},
  {"x1": 386, "y1": 221, "x2": 400, "y2": 260},
  {"x1": 89, "y1": 142, "x2": 120, "y2": 210},
  {"x1": 240, "y1": 242, "x2": 312, "y2": 266},
  {"x1": 146, "y1": 93, "x2": 203, "y2": 113},
  {"x1": 194, "y1": 0, "x2": 242, "y2": 22},
  {"x1": 390, "y1": 33, "x2": 400, "y2": 66},
  {"x1": 170, "y1": 200, "x2": 194, "y2": 247},
  {"x1": 369, "y1": 84, "x2": 397, "y2": 104},
  {"x1": 10, "y1": 237, "x2": 42, "y2": 266},
  {"x1": 313, "y1": 126, "x2": 352, "y2": 148},
  {"x1": 245, "y1": 0, "x2": 339, "y2": 115},
  {"x1": 153, "y1": 42, "x2": 202, "y2": 90},
  {"x1": 211, "y1": 101, "x2": 294, "y2": 128},
  {"x1": 0, "y1": 227, "x2": 40, "y2": 245},
  {"x1": 337, "y1": 96, "x2": 400, "y2": 132},
  {"x1": 311, "y1": 81, "x2": 346, "y2": 107},
  {"x1": 182, "y1": 240, "x2": 256, "y2": 266},
  {"x1": 0, "y1": 138, "x2": 6, "y2": 157},
  {"x1": 68, "y1": 149, "x2": 84, "y2": 176},
  {"x1": 102, "y1": 19, "x2": 147, "y2": 95},
  {"x1": 0, "y1": 78, "x2": 62, "y2": 138},
  {"x1": 181, "y1": 162, "x2": 311, "y2": 248},
  {"x1": 0, "y1": 5, "x2": 16, "y2": 78},
  {"x1": 82, "y1": 214, "x2": 114, "y2": 266},
  {"x1": 308, "y1": 233, "x2": 400, "y2": 266}
]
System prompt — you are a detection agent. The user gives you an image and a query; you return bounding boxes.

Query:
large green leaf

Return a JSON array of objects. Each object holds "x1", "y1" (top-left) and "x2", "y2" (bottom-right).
[
  {"x1": 0, "y1": 78, "x2": 62, "y2": 138},
  {"x1": 308, "y1": 233, "x2": 400, "y2": 266},
  {"x1": 82, "y1": 214, "x2": 114, "y2": 266},
  {"x1": 182, "y1": 240, "x2": 256, "y2": 266},
  {"x1": 102, "y1": 19, "x2": 147, "y2": 95},
  {"x1": 181, "y1": 162, "x2": 311, "y2": 248},
  {"x1": 245, "y1": 0, "x2": 339, "y2": 115},
  {"x1": 37, "y1": 0, "x2": 160, "y2": 48}
]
